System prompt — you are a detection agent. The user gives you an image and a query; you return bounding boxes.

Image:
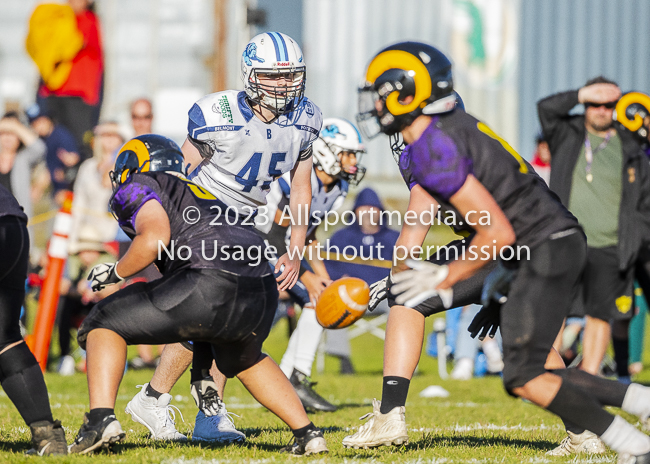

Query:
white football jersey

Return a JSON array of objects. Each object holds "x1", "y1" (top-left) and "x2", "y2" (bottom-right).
[
  {"x1": 187, "y1": 90, "x2": 322, "y2": 212},
  {"x1": 256, "y1": 167, "x2": 348, "y2": 237}
]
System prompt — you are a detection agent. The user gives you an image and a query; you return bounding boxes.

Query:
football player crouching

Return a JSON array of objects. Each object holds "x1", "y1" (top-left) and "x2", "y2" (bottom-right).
[{"x1": 68, "y1": 135, "x2": 327, "y2": 456}]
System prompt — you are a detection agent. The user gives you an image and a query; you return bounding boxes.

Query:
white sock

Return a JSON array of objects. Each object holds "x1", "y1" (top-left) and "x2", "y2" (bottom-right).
[
  {"x1": 600, "y1": 415, "x2": 650, "y2": 455},
  {"x1": 622, "y1": 383, "x2": 650, "y2": 419},
  {"x1": 279, "y1": 308, "x2": 323, "y2": 377}
]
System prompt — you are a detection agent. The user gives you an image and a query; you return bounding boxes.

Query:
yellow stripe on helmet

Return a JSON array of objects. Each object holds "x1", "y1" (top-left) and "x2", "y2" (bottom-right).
[
  {"x1": 365, "y1": 50, "x2": 432, "y2": 116},
  {"x1": 616, "y1": 92, "x2": 650, "y2": 132}
]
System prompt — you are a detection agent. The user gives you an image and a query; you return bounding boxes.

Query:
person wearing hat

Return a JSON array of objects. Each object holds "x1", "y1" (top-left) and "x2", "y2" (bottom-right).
[
  {"x1": 0, "y1": 112, "x2": 46, "y2": 231},
  {"x1": 58, "y1": 225, "x2": 118, "y2": 375},
  {"x1": 323, "y1": 187, "x2": 400, "y2": 373},
  {"x1": 27, "y1": 103, "x2": 81, "y2": 205},
  {"x1": 69, "y1": 121, "x2": 126, "y2": 252}
]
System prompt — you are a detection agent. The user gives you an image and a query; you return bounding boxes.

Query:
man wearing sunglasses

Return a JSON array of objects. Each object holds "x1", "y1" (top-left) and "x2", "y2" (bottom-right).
[{"x1": 538, "y1": 77, "x2": 650, "y2": 451}]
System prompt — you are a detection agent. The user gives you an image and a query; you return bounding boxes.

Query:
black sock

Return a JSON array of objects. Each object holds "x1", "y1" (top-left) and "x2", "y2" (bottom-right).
[
  {"x1": 562, "y1": 418, "x2": 585, "y2": 435},
  {"x1": 145, "y1": 383, "x2": 162, "y2": 400},
  {"x1": 380, "y1": 376, "x2": 410, "y2": 414},
  {"x1": 88, "y1": 408, "x2": 114, "y2": 425},
  {"x1": 612, "y1": 337, "x2": 630, "y2": 378},
  {"x1": 191, "y1": 342, "x2": 215, "y2": 383},
  {"x1": 550, "y1": 368, "x2": 629, "y2": 407},
  {"x1": 546, "y1": 380, "x2": 614, "y2": 436},
  {"x1": 292, "y1": 422, "x2": 317, "y2": 439},
  {"x1": 0, "y1": 343, "x2": 53, "y2": 425}
]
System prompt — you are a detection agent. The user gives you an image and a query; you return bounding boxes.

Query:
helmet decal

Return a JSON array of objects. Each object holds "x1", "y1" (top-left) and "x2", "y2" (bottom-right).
[
  {"x1": 118, "y1": 138, "x2": 151, "y2": 173},
  {"x1": 321, "y1": 124, "x2": 343, "y2": 138},
  {"x1": 366, "y1": 50, "x2": 432, "y2": 116},
  {"x1": 242, "y1": 43, "x2": 264, "y2": 66},
  {"x1": 616, "y1": 92, "x2": 650, "y2": 132}
]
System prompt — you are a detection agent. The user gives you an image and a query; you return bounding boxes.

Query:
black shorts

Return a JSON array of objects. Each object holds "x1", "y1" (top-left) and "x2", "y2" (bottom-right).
[
  {"x1": 501, "y1": 229, "x2": 586, "y2": 391},
  {"x1": 78, "y1": 268, "x2": 278, "y2": 377},
  {"x1": 569, "y1": 247, "x2": 635, "y2": 321},
  {"x1": 0, "y1": 216, "x2": 29, "y2": 350},
  {"x1": 387, "y1": 238, "x2": 496, "y2": 316}
]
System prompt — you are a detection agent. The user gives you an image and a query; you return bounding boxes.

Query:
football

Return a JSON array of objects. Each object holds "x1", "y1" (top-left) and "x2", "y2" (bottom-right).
[{"x1": 315, "y1": 277, "x2": 370, "y2": 329}]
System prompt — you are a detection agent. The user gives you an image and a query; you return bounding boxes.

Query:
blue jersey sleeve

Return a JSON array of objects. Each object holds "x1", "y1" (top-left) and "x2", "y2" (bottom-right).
[
  {"x1": 407, "y1": 121, "x2": 473, "y2": 201},
  {"x1": 111, "y1": 178, "x2": 162, "y2": 234},
  {"x1": 187, "y1": 103, "x2": 207, "y2": 139}
]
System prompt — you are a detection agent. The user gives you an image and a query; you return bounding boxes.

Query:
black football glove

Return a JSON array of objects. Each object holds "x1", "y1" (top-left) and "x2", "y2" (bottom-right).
[
  {"x1": 467, "y1": 300, "x2": 501, "y2": 340},
  {"x1": 87, "y1": 262, "x2": 123, "y2": 292},
  {"x1": 480, "y1": 260, "x2": 517, "y2": 308}
]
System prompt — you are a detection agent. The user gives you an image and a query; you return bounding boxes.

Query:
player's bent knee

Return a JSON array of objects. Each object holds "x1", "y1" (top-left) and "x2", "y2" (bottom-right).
[
  {"x1": 502, "y1": 364, "x2": 546, "y2": 398},
  {"x1": 214, "y1": 350, "x2": 266, "y2": 378}
]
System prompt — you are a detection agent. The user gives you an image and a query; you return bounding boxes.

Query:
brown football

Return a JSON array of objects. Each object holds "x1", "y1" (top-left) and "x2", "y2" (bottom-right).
[{"x1": 315, "y1": 277, "x2": 370, "y2": 329}]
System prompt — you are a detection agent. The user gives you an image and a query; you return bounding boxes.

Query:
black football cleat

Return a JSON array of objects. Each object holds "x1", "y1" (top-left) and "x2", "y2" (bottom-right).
[
  {"x1": 26, "y1": 420, "x2": 68, "y2": 456},
  {"x1": 290, "y1": 368, "x2": 337, "y2": 412},
  {"x1": 280, "y1": 428, "x2": 328, "y2": 456},
  {"x1": 69, "y1": 413, "x2": 125, "y2": 454}
]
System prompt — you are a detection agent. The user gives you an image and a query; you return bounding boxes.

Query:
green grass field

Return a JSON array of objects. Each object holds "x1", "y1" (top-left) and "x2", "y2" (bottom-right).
[{"x1": 0, "y1": 315, "x2": 644, "y2": 463}]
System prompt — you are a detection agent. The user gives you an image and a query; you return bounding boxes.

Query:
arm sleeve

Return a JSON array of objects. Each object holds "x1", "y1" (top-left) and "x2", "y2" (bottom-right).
[
  {"x1": 409, "y1": 132, "x2": 473, "y2": 201},
  {"x1": 537, "y1": 90, "x2": 580, "y2": 141},
  {"x1": 111, "y1": 178, "x2": 162, "y2": 233},
  {"x1": 22, "y1": 138, "x2": 47, "y2": 166}
]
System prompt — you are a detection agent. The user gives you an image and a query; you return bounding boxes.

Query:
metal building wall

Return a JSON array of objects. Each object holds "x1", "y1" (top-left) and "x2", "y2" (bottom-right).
[
  {"x1": 0, "y1": 1, "x2": 41, "y2": 112},
  {"x1": 98, "y1": 0, "x2": 216, "y2": 142},
  {"x1": 518, "y1": 0, "x2": 650, "y2": 160},
  {"x1": 303, "y1": 0, "x2": 521, "y2": 182}
]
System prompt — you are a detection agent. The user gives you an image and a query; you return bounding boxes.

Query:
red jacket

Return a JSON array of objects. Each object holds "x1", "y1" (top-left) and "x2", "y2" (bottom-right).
[{"x1": 40, "y1": 10, "x2": 103, "y2": 105}]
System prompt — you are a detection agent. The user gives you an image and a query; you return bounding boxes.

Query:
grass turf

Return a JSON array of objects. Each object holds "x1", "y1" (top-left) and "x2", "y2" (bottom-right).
[{"x1": 0, "y1": 315, "x2": 643, "y2": 463}]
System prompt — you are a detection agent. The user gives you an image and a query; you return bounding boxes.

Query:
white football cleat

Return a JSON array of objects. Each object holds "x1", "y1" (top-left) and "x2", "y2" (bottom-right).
[
  {"x1": 342, "y1": 399, "x2": 408, "y2": 449},
  {"x1": 450, "y1": 358, "x2": 474, "y2": 380},
  {"x1": 546, "y1": 430, "x2": 606, "y2": 456},
  {"x1": 192, "y1": 408, "x2": 245, "y2": 444},
  {"x1": 125, "y1": 384, "x2": 187, "y2": 441}
]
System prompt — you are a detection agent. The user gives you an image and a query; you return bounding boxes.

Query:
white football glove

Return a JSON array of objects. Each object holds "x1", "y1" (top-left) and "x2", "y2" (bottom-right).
[
  {"x1": 368, "y1": 275, "x2": 390, "y2": 312},
  {"x1": 391, "y1": 259, "x2": 453, "y2": 309},
  {"x1": 191, "y1": 377, "x2": 222, "y2": 417},
  {"x1": 87, "y1": 262, "x2": 123, "y2": 292}
]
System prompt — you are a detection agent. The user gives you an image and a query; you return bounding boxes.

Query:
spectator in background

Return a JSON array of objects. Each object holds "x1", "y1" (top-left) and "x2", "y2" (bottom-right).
[
  {"x1": 531, "y1": 132, "x2": 551, "y2": 186},
  {"x1": 69, "y1": 121, "x2": 124, "y2": 253},
  {"x1": 26, "y1": 103, "x2": 80, "y2": 205},
  {"x1": 130, "y1": 98, "x2": 154, "y2": 136},
  {"x1": 538, "y1": 77, "x2": 650, "y2": 378},
  {"x1": 57, "y1": 226, "x2": 118, "y2": 375},
  {"x1": 32, "y1": 0, "x2": 104, "y2": 157},
  {"x1": 324, "y1": 188, "x2": 400, "y2": 373},
  {"x1": 0, "y1": 113, "x2": 46, "y2": 229}
]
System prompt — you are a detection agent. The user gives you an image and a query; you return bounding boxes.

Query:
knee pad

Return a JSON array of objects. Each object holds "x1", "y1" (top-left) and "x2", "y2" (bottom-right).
[{"x1": 0, "y1": 342, "x2": 38, "y2": 383}]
